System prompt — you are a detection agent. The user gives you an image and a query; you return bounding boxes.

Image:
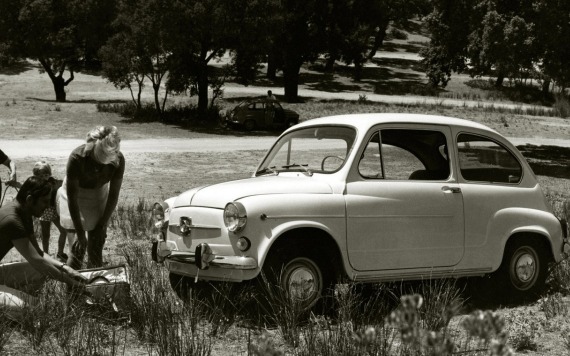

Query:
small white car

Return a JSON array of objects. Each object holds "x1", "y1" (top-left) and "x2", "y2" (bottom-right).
[{"x1": 151, "y1": 113, "x2": 569, "y2": 308}]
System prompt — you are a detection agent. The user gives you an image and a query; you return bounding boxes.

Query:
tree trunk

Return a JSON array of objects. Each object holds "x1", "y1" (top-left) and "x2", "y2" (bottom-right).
[
  {"x1": 325, "y1": 55, "x2": 336, "y2": 72},
  {"x1": 53, "y1": 77, "x2": 66, "y2": 102},
  {"x1": 367, "y1": 19, "x2": 389, "y2": 60},
  {"x1": 267, "y1": 51, "x2": 277, "y2": 80},
  {"x1": 495, "y1": 73, "x2": 505, "y2": 88},
  {"x1": 283, "y1": 61, "x2": 301, "y2": 102},
  {"x1": 353, "y1": 61, "x2": 363, "y2": 81},
  {"x1": 542, "y1": 79, "x2": 551, "y2": 94},
  {"x1": 197, "y1": 62, "x2": 209, "y2": 115},
  {"x1": 153, "y1": 83, "x2": 161, "y2": 116}
]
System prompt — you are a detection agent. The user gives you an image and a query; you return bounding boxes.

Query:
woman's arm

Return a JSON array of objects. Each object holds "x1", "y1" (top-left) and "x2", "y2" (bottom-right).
[
  {"x1": 1, "y1": 157, "x2": 16, "y2": 182},
  {"x1": 98, "y1": 177, "x2": 123, "y2": 228},
  {"x1": 66, "y1": 177, "x2": 87, "y2": 246},
  {"x1": 12, "y1": 238, "x2": 87, "y2": 289}
]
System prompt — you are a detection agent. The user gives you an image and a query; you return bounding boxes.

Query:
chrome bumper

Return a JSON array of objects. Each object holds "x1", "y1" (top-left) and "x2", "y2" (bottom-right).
[
  {"x1": 168, "y1": 251, "x2": 257, "y2": 270},
  {"x1": 152, "y1": 240, "x2": 257, "y2": 270}
]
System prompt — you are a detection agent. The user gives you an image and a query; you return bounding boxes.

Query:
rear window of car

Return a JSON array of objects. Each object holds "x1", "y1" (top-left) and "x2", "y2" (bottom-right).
[{"x1": 457, "y1": 134, "x2": 522, "y2": 184}]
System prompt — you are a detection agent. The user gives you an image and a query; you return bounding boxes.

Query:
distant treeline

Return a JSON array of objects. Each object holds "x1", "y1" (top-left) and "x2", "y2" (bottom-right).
[{"x1": 1, "y1": 0, "x2": 567, "y2": 119}]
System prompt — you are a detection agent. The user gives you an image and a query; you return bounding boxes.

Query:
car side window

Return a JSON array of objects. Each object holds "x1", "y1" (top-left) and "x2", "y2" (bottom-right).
[
  {"x1": 359, "y1": 129, "x2": 450, "y2": 181},
  {"x1": 381, "y1": 143, "x2": 425, "y2": 180},
  {"x1": 358, "y1": 132, "x2": 383, "y2": 179},
  {"x1": 248, "y1": 103, "x2": 264, "y2": 110},
  {"x1": 457, "y1": 134, "x2": 522, "y2": 183}
]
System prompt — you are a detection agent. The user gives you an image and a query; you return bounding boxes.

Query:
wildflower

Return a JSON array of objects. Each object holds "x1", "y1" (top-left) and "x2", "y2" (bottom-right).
[{"x1": 364, "y1": 326, "x2": 376, "y2": 343}]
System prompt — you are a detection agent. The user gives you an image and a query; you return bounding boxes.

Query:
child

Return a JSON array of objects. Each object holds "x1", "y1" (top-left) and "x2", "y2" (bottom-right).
[{"x1": 32, "y1": 161, "x2": 68, "y2": 261}]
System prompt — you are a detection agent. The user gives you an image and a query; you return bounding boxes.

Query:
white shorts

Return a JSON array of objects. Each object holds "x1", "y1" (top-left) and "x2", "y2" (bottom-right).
[{"x1": 56, "y1": 177, "x2": 109, "y2": 231}]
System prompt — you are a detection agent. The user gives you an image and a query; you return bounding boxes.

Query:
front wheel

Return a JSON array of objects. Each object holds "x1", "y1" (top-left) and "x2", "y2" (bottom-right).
[
  {"x1": 262, "y1": 250, "x2": 334, "y2": 313},
  {"x1": 496, "y1": 238, "x2": 549, "y2": 302}
]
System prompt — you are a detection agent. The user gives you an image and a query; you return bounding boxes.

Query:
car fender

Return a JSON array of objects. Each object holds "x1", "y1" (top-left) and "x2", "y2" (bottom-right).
[
  {"x1": 256, "y1": 220, "x2": 342, "y2": 267},
  {"x1": 237, "y1": 194, "x2": 348, "y2": 271},
  {"x1": 486, "y1": 207, "x2": 564, "y2": 269}
]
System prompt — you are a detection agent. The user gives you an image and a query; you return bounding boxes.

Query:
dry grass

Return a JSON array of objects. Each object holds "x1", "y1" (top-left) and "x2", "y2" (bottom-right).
[{"x1": 1, "y1": 50, "x2": 570, "y2": 355}]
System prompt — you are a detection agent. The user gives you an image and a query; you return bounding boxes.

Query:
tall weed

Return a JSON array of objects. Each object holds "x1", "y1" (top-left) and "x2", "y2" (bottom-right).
[
  {"x1": 0, "y1": 316, "x2": 13, "y2": 354},
  {"x1": 110, "y1": 198, "x2": 153, "y2": 240},
  {"x1": 119, "y1": 240, "x2": 213, "y2": 355}
]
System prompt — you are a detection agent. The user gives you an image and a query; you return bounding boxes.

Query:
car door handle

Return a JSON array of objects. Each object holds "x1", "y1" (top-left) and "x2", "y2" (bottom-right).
[{"x1": 442, "y1": 186, "x2": 461, "y2": 193}]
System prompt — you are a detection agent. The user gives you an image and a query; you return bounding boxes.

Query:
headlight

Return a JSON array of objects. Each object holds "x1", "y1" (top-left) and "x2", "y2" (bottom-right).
[
  {"x1": 152, "y1": 202, "x2": 168, "y2": 231},
  {"x1": 224, "y1": 202, "x2": 247, "y2": 232}
]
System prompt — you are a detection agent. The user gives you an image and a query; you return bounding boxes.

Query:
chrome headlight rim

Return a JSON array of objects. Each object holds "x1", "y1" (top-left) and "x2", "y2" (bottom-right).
[
  {"x1": 224, "y1": 202, "x2": 247, "y2": 232},
  {"x1": 152, "y1": 202, "x2": 169, "y2": 230}
]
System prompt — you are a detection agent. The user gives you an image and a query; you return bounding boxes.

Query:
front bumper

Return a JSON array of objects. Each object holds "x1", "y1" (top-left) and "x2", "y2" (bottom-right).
[
  {"x1": 168, "y1": 251, "x2": 257, "y2": 269},
  {"x1": 152, "y1": 240, "x2": 257, "y2": 270}
]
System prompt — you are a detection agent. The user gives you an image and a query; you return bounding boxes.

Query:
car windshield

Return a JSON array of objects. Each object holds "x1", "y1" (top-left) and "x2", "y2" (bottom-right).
[{"x1": 256, "y1": 126, "x2": 356, "y2": 175}]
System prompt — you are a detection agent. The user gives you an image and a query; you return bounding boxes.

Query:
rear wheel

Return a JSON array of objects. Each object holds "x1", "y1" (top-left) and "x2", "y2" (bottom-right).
[
  {"x1": 496, "y1": 237, "x2": 549, "y2": 302},
  {"x1": 244, "y1": 120, "x2": 256, "y2": 131}
]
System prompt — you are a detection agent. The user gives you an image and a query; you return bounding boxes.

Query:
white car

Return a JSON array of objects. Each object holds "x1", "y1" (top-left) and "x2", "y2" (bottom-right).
[{"x1": 151, "y1": 113, "x2": 569, "y2": 308}]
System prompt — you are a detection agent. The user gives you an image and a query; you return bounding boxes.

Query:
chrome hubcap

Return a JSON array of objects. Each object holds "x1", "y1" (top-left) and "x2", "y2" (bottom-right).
[
  {"x1": 515, "y1": 253, "x2": 536, "y2": 283},
  {"x1": 287, "y1": 267, "x2": 317, "y2": 301},
  {"x1": 281, "y1": 258, "x2": 323, "y2": 307}
]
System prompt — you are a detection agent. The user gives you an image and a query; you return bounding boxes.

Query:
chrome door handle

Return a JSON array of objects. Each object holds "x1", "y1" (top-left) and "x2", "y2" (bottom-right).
[{"x1": 442, "y1": 186, "x2": 461, "y2": 193}]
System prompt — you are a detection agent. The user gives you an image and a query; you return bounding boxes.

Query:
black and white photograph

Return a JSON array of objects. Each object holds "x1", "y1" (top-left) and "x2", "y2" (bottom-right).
[{"x1": 0, "y1": 0, "x2": 569, "y2": 354}]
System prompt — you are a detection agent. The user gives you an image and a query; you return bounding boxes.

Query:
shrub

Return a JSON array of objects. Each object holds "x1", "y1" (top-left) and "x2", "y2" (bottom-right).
[
  {"x1": 538, "y1": 293, "x2": 568, "y2": 319},
  {"x1": 503, "y1": 308, "x2": 541, "y2": 352},
  {"x1": 97, "y1": 101, "x2": 226, "y2": 126},
  {"x1": 405, "y1": 279, "x2": 464, "y2": 331},
  {"x1": 553, "y1": 94, "x2": 570, "y2": 118}
]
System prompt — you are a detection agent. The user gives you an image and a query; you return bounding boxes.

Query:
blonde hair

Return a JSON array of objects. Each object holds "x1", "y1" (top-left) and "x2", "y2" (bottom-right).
[
  {"x1": 32, "y1": 161, "x2": 52, "y2": 178},
  {"x1": 87, "y1": 126, "x2": 121, "y2": 164}
]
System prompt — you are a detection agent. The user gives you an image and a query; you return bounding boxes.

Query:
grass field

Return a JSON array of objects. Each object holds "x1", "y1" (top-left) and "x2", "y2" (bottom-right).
[{"x1": 1, "y1": 35, "x2": 570, "y2": 355}]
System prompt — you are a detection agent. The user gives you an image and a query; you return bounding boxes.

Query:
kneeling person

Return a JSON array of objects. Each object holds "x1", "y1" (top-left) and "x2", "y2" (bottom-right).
[{"x1": 0, "y1": 176, "x2": 87, "y2": 319}]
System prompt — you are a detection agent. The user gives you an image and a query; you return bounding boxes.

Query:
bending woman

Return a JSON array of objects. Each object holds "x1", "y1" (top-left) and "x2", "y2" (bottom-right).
[{"x1": 57, "y1": 126, "x2": 125, "y2": 269}]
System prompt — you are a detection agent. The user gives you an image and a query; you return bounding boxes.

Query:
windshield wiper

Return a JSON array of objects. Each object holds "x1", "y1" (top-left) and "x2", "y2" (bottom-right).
[
  {"x1": 281, "y1": 163, "x2": 313, "y2": 176},
  {"x1": 256, "y1": 166, "x2": 279, "y2": 176}
]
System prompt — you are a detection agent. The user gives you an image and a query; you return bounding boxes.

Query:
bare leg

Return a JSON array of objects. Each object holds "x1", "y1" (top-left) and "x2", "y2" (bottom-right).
[
  {"x1": 53, "y1": 218, "x2": 67, "y2": 256},
  {"x1": 40, "y1": 220, "x2": 51, "y2": 254},
  {"x1": 87, "y1": 225, "x2": 107, "y2": 268},
  {"x1": 0, "y1": 261, "x2": 47, "y2": 294},
  {"x1": 0, "y1": 284, "x2": 38, "y2": 322}
]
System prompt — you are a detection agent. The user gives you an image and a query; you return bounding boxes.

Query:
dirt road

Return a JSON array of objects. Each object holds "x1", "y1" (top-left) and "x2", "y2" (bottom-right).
[
  {"x1": 4, "y1": 136, "x2": 569, "y2": 159},
  {"x1": 4, "y1": 137, "x2": 275, "y2": 159}
]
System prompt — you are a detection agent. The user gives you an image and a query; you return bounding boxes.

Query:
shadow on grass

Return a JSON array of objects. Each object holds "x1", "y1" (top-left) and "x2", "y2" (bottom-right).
[
  {"x1": 0, "y1": 60, "x2": 37, "y2": 75},
  {"x1": 371, "y1": 57, "x2": 425, "y2": 73},
  {"x1": 118, "y1": 115, "x2": 281, "y2": 138},
  {"x1": 466, "y1": 79, "x2": 555, "y2": 106},
  {"x1": 381, "y1": 41, "x2": 426, "y2": 54},
  {"x1": 27, "y1": 97, "x2": 128, "y2": 105},
  {"x1": 518, "y1": 145, "x2": 570, "y2": 179}
]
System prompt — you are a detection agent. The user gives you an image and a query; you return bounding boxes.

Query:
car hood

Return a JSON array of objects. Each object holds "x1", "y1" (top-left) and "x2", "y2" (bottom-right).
[{"x1": 172, "y1": 176, "x2": 332, "y2": 208}]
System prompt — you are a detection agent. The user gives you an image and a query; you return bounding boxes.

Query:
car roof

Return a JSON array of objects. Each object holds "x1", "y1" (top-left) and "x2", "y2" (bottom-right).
[{"x1": 293, "y1": 113, "x2": 497, "y2": 134}]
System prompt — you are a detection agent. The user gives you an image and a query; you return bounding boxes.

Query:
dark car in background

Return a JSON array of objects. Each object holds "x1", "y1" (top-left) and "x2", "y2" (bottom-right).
[{"x1": 225, "y1": 98, "x2": 300, "y2": 131}]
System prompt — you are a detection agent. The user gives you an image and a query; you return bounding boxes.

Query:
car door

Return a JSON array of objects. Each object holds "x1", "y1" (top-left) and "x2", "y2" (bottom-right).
[
  {"x1": 345, "y1": 125, "x2": 465, "y2": 271},
  {"x1": 455, "y1": 133, "x2": 526, "y2": 260}
]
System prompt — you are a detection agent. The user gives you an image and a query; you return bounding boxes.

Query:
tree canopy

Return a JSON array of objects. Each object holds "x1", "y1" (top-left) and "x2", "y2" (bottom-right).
[
  {"x1": 5, "y1": 0, "x2": 566, "y2": 116},
  {"x1": 0, "y1": 0, "x2": 116, "y2": 101},
  {"x1": 422, "y1": 0, "x2": 570, "y2": 93}
]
